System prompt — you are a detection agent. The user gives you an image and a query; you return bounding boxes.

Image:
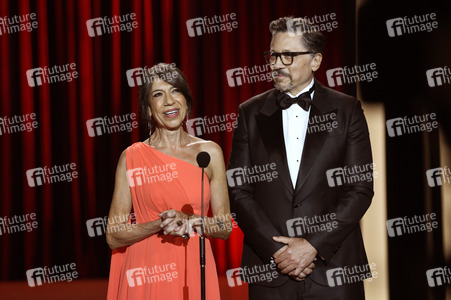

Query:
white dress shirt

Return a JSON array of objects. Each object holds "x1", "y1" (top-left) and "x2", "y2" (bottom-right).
[{"x1": 282, "y1": 79, "x2": 315, "y2": 188}]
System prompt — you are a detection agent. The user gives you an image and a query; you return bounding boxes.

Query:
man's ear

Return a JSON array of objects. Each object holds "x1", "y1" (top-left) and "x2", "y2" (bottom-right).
[{"x1": 311, "y1": 53, "x2": 323, "y2": 72}]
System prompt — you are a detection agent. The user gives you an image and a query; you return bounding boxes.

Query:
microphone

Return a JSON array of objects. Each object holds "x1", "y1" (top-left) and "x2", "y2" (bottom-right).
[
  {"x1": 181, "y1": 204, "x2": 194, "y2": 215},
  {"x1": 196, "y1": 151, "x2": 210, "y2": 300},
  {"x1": 196, "y1": 151, "x2": 210, "y2": 168},
  {"x1": 181, "y1": 204, "x2": 194, "y2": 240}
]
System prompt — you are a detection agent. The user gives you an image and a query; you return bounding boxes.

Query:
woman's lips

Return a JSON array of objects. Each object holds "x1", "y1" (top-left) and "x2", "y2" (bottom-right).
[{"x1": 163, "y1": 109, "x2": 180, "y2": 118}]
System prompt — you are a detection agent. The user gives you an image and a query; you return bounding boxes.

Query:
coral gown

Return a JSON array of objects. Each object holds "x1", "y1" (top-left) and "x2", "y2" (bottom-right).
[{"x1": 107, "y1": 142, "x2": 220, "y2": 299}]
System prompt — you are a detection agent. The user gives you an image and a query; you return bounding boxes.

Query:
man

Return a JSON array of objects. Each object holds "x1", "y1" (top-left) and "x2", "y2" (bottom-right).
[{"x1": 228, "y1": 17, "x2": 374, "y2": 299}]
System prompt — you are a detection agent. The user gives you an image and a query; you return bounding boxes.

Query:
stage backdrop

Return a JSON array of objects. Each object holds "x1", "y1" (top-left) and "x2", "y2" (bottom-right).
[{"x1": 0, "y1": 0, "x2": 355, "y2": 279}]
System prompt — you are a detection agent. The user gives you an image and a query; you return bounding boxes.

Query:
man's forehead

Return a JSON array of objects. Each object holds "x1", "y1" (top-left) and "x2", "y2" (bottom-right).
[{"x1": 270, "y1": 32, "x2": 304, "y2": 49}]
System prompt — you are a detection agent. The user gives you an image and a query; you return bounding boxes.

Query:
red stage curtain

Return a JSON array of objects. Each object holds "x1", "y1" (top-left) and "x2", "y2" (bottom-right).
[{"x1": 0, "y1": 0, "x2": 354, "y2": 279}]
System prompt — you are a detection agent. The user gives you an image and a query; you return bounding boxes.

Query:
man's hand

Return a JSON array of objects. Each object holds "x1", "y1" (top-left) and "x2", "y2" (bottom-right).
[{"x1": 272, "y1": 236, "x2": 318, "y2": 280}]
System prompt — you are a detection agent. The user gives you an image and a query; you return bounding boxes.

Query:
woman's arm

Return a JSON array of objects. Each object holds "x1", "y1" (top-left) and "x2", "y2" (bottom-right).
[
  {"x1": 106, "y1": 150, "x2": 163, "y2": 250},
  {"x1": 201, "y1": 142, "x2": 232, "y2": 239},
  {"x1": 160, "y1": 142, "x2": 233, "y2": 240}
]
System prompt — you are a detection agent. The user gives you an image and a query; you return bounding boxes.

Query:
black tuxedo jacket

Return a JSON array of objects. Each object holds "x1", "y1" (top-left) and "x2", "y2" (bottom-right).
[{"x1": 228, "y1": 80, "x2": 374, "y2": 287}]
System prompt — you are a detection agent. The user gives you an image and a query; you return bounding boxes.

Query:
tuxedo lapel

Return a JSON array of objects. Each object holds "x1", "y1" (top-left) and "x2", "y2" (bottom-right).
[
  {"x1": 255, "y1": 90, "x2": 293, "y2": 194},
  {"x1": 294, "y1": 81, "x2": 335, "y2": 196},
  {"x1": 293, "y1": 105, "x2": 328, "y2": 195}
]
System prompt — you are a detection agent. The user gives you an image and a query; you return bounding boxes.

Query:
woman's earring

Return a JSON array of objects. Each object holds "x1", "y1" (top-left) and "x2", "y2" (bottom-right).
[{"x1": 148, "y1": 120, "x2": 153, "y2": 147}]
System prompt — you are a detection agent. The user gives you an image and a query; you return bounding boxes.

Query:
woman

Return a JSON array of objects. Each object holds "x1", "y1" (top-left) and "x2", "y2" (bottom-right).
[{"x1": 106, "y1": 63, "x2": 232, "y2": 299}]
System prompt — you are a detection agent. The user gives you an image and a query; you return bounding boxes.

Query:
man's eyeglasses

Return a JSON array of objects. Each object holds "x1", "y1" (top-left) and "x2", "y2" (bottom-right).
[{"x1": 263, "y1": 51, "x2": 314, "y2": 66}]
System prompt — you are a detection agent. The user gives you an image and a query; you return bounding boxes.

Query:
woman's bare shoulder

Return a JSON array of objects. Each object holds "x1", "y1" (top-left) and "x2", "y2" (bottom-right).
[{"x1": 186, "y1": 136, "x2": 223, "y2": 157}]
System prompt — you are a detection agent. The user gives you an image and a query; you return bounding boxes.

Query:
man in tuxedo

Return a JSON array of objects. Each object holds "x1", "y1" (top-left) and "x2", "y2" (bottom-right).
[{"x1": 227, "y1": 17, "x2": 374, "y2": 299}]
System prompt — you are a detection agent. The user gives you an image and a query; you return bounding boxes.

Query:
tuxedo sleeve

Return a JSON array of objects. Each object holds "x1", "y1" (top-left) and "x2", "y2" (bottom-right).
[
  {"x1": 228, "y1": 105, "x2": 284, "y2": 261},
  {"x1": 305, "y1": 100, "x2": 374, "y2": 262}
]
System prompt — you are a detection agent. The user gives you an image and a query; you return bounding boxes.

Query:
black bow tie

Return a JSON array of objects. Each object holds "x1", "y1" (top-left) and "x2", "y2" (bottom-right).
[{"x1": 276, "y1": 85, "x2": 315, "y2": 111}]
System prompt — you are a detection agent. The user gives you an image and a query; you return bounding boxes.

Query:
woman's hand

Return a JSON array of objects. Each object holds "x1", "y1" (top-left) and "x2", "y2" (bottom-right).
[{"x1": 159, "y1": 209, "x2": 190, "y2": 236}]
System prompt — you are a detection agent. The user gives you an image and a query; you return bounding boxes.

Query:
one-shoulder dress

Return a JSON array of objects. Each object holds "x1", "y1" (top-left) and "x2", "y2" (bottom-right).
[{"x1": 107, "y1": 142, "x2": 220, "y2": 299}]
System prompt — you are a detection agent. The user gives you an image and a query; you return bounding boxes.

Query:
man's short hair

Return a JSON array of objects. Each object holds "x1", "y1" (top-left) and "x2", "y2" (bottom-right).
[{"x1": 269, "y1": 16, "x2": 325, "y2": 54}]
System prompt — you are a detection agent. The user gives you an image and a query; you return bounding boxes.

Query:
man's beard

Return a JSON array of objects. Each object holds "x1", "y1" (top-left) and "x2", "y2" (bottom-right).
[{"x1": 272, "y1": 70, "x2": 293, "y2": 92}]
